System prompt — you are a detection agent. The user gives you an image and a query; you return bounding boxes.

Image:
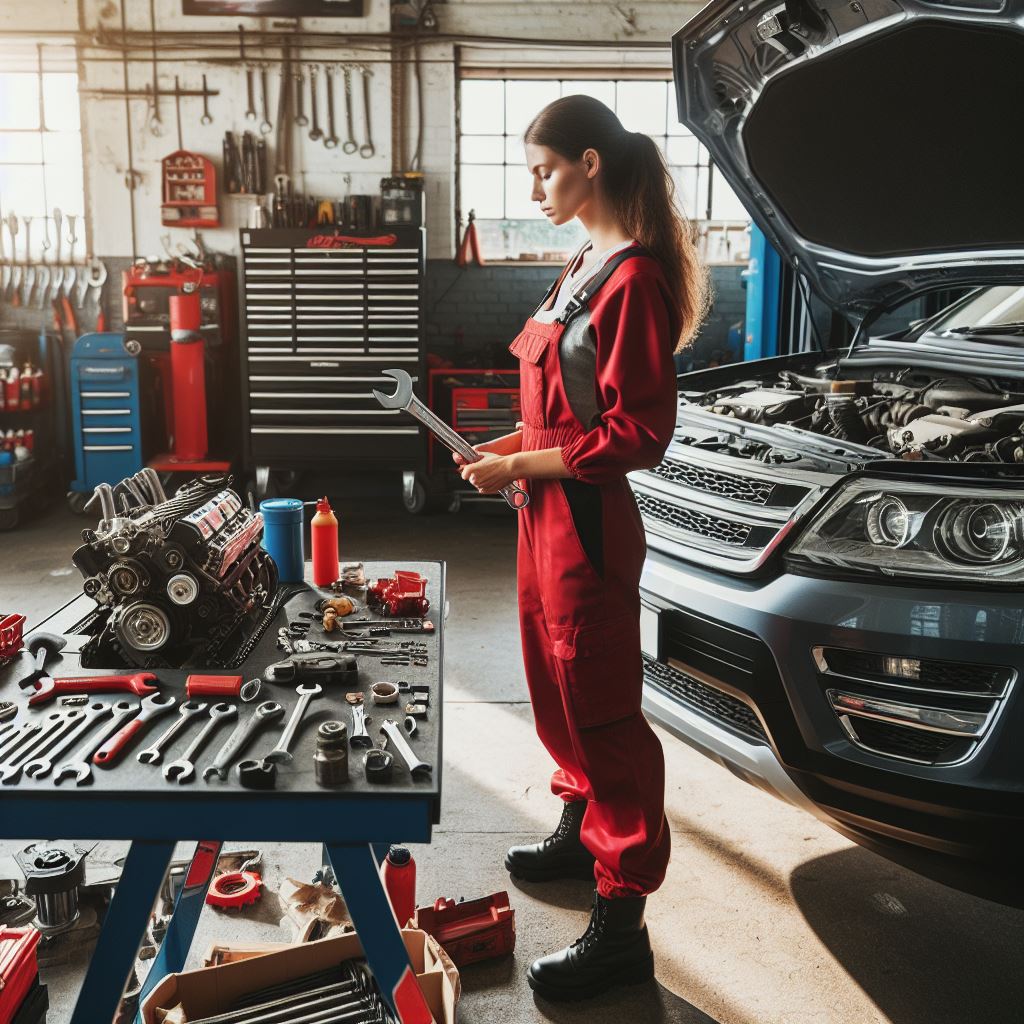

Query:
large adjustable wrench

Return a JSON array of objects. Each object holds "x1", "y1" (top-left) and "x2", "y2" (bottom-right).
[{"x1": 373, "y1": 368, "x2": 529, "y2": 510}]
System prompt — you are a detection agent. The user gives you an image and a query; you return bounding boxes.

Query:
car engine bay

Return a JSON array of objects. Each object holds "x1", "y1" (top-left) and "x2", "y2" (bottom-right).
[{"x1": 686, "y1": 368, "x2": 1024, "y2": 464}]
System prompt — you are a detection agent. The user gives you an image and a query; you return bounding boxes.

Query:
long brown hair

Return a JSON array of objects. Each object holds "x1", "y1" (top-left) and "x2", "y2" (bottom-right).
[{"x1": 525, "y1": 94, "x2": 709, "y2": 350}]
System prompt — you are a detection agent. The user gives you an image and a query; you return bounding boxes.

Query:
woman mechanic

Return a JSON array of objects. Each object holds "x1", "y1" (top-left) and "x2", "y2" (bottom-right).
[{"x1": 454, "y1": 95, "x2": 707, "y2": 1001}]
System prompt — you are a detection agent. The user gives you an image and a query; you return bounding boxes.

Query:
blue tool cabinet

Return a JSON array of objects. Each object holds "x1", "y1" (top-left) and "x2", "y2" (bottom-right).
[{"x1": 69, "y1": 333, "x2": 143, "y2": 496}]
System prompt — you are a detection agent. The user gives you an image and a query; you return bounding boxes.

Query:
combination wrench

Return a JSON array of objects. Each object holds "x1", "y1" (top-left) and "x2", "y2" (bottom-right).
[
  {"x1": 164, "y1": 703, "x2": 236, "y2": 784},
  {"x1": 323, "y1": 65, "x2": 339, "y2": 149},
  {"x1": 294, "y1": 66, "x2": 309, "y2": 126},
  {"x1": 308, "y1": 65, "x2": 323, "y2": 142},
  {"x1": 374, "y1": 368, "x2": 529, "y2": 509},
  {"x1": 358, "y1": 65, "x2": 375, "y2": 158},
  {"x1": 240, "y1": 25, "x2": 256, "y2": 121},
  {"x1": 203, "y1": 700, "x2": 284, "y2": 781},
  {"x1": 23, "y1": 702, "x2": 109, "y2": 779},
  {"x1": 0, "y1": 710, "x2": 84, "y2": 785},
  {"x1": 266, "y1": 684, "x2": 323, "y2": 764},
  {"x1": 258, "y1": 64, "x2": 272, "y2": 135},
  {"x1": 93, "y1": 692, "x2": 176, "y2": 766},
  {"x1": 54, "y1": 701, "x2": 139, "y2": 786},
  {"x1": 137, "y1": 700, "x2": 208, "y2": 765},
  {"x1": 341, "y1": 66, "x2": 358, "y2": 155}
]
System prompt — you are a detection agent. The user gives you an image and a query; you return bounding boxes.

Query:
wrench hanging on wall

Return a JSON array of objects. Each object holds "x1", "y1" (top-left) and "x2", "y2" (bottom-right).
[
  {"x1": 148, "y1": 0, "x2": 162, "y2": 135},
  {"x1": 239, "y1": 25, "x2": 256, "y2": 122},
  {"x1": 342, "y1": 66, "x2": 358, "y2": 155},
  {"x1": 324, "y1": 65, "x2": 339, "y2": 149},
  {"x1": 358, "y1": 65, "x2": 375, "y2": 158}
]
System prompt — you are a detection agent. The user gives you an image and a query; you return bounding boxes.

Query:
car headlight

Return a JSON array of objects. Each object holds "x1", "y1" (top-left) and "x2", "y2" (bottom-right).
[{"x1": 786, "y1": 478, "x2": 1024, "y2": 584}]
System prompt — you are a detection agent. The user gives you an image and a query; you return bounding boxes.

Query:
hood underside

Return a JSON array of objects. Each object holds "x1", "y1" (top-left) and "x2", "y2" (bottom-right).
[{"x1": 673, "y1": 1, "x2": 1024, "y2": 317}]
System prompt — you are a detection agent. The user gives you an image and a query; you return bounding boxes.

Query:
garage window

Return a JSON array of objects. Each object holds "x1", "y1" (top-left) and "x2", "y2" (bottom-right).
[
  {"x1": 458, "y1": 74, "x2": 748, "y2": 263},
  {"x1": 0, "y1": 46, "x2": 85, "y2": 259}
]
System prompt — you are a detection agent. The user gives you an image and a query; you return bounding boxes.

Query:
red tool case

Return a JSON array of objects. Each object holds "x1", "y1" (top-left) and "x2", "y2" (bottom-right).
[
  {"x1": 412, "y1": 891, "x2": 515, "y2": 967},
  {"x1": 0, "y1": 927, "x2": 42, "y2": 1022}
]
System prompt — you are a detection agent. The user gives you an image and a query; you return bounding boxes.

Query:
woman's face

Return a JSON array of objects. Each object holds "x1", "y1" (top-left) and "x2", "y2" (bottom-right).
[{"x1": 525, "y1": 142, "x2": 598, "y2": 226}]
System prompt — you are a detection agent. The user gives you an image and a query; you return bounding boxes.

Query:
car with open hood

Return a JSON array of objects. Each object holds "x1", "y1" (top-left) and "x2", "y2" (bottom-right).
[{"x1": 634, "y1": 0, "x2": 1024, "y2": 905}]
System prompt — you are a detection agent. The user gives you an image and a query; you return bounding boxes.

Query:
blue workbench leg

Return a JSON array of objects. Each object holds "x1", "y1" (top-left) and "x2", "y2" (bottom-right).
[
  {"x1": 69, "y1": 839, "x2": 175, "y2": 1024},
  {"x1": 325, "y1": 842, "x2": 434, "y2": 1024},
  {"x1": 133, "y1": 840, "x2": 223, "y2": 1023}
]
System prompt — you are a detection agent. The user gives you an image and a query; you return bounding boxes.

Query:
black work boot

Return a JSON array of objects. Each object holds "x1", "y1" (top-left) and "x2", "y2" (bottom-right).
[
  {"x1": 527, "y1": 891, "x2": 654, "y2": 1001},
  {"x1": 505, "y1": 800, "x2": 596, "y2": 883}
]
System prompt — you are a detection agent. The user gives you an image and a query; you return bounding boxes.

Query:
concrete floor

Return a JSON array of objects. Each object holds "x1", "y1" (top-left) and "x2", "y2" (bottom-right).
[{"x1": 2, "y1": 492, "x2": 1024, "y2": 1023}]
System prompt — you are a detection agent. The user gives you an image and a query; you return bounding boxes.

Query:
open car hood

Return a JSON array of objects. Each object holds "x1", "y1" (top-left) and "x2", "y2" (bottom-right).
[{"x1": 673, "y1": 0, "x2": 1024, "y2": 318}]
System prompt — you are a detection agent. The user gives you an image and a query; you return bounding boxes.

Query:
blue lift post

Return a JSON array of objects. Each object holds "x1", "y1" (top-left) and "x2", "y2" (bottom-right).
[{"x1": 742, "y1": 224, "x2": 782, "y2": 361}]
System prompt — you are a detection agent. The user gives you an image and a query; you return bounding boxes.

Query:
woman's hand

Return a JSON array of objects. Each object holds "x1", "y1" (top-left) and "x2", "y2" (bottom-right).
[
  {"x1": 451, "y1": 429, "x2": 523, "y2": 467},
  {"x1": 459, "y1": 452, "x2": 520, "y2": 494}
]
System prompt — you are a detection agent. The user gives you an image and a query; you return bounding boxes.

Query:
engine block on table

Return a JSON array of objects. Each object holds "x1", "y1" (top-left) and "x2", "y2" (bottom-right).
[{"x1": 72, "y1": 471, "x2": 279, "y2": 669}]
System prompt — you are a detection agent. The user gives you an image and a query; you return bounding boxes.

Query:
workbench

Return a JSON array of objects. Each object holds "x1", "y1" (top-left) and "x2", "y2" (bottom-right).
[{"x1": 0, "y1": 560, "x2": 445, "y2": 1024}]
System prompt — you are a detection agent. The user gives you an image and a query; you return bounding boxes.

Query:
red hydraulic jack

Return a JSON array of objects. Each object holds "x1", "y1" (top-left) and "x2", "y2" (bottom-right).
[{"x1": 149, "y1": 290, "x2": 230, "y2": 474}]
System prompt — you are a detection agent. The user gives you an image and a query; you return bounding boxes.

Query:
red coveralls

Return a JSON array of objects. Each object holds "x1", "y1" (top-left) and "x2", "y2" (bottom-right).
[{"x1": 510, "y1": 245, "x2": 679, "y2": 899}]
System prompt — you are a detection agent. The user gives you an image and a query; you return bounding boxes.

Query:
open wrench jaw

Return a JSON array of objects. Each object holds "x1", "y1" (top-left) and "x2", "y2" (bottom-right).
[
  {"x1": 54, "y1": 700, "x2": 138, "y2": 787},
  {"x1": 0, "y1": 711, "x2": 84, "y2": 785},
  {"x1": 373, "y1": 368, "x2": 529, "y2": 510},
  {"x1": 202, "y1": 700, "x2": 284, "y2": 781},
  {"x1": 137, "y1": 700, "x2": 208, "y2": 765},
  {"x1": 265, "y1": 683, "x2": 323, "y2": 765},
  {"x1": 164, "y1": 703, "x2": 236, "y2": 785}
]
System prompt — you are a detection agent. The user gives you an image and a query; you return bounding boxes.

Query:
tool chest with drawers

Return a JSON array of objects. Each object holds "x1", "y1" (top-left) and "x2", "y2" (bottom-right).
[{"x1": 239, "y1": 226, "x2": 427, "y2": 479}]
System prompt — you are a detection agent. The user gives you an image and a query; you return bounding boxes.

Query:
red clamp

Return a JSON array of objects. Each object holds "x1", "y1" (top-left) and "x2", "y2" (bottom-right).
[
  {"x1": 205, "y1": 871, "x2": 263, "y2": 910},
  {"x1": 367, "y1": 571, "x2": 430, "y2": 618},
  {"x1": 0, "y1": 614, "x2": 26, "y2": 662}
]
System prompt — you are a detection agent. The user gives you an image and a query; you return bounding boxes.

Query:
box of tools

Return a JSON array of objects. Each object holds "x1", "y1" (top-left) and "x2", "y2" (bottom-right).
[{"x1": 141, "y1": 928, "x2": 457, "y2": 1024}]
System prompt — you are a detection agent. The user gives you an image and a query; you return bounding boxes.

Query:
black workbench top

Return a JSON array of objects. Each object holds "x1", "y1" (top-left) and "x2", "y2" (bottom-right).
[{"x1": 0, "y1": 560, "x2": 445, "y2": 830}]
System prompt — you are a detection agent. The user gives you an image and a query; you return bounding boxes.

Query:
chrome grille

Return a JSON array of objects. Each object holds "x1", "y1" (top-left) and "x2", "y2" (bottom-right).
[
  {"x1": 634, "y1": 492, "x2": 753, "y2": 547},
  {"x1": 650, "y1": 458, "x2": 775, "y2": 506},
  {"x1": 643, "y1": 654, "x2": 767, "y2": 743}
]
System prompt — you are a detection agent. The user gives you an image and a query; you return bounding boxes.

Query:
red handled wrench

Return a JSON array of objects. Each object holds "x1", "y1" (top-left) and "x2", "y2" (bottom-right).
[
  {"x1": 93, "y1": 693, "x2": 177, "y2": 767},
  {"x1": 28, "y1": 672, "x2": 159, "y2": 708}
]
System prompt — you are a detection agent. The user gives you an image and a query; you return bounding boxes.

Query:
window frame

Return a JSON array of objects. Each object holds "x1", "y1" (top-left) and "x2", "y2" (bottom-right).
[
  {"x1": 0, "y1": 41, "x2": 87, "y2": 261},
  {"x1": 455, "y1": 62, "x2": 739, "y2": 264}
]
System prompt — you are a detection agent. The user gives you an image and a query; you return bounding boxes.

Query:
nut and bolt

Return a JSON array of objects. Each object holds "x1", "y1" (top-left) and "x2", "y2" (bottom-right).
[{"x1": 315, "y1": 720, "x2": 349, "y2": 786}]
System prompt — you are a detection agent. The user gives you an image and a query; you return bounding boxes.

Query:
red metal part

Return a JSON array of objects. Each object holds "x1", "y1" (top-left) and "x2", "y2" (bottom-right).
[
  {"x1": 169, "y1": 291, "x2": 208, "y2": 462},
  {"x1": 412, "y1": 891, "x2": 516, "y2": 967},
  {"x1": 367, "y1": 572, "x2": 430, "y2": 618},
  {"x1": 186, "y1": 674, "x2": 243, "y2": 699},
  {"x1": 0, "y1": 614, "x2": 26, "y2": 661},
  {"x1": 28, "y1": 672, "x2": 159, "y2": 707},
  {"x1": 205, "y1": 871, "x2": 263, "y2": 910},
  {"x1": 0, "y1": 927, "x2": 41, "y2": 1021}
]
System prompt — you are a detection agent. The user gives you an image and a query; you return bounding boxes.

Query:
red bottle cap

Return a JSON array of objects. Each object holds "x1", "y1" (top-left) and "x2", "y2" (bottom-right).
[{"x1": 316, "y1": 496, "x2": 332, "y2": 514}]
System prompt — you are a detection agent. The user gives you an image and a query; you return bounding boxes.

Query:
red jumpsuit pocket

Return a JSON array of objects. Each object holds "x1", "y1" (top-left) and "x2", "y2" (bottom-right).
[
  {"x1": 549, "y1": 614, "x2": 643, "y2": 728},
  {"x1": 509, "y1": 330, "x2": 552, "y2": 428}
]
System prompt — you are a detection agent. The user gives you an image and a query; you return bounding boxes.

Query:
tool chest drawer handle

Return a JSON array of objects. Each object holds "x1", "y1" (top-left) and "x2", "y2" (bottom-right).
[
  {"x1": 80, "y1": 391, "x2": 131, "y2": 398},
  {"x1": 81, "y1": 409, "x2": 131, "y2": 416},
  {"x1": 83, "y1": 444, "x2": 135, "y2": 451},
  {"x1": 251, "y1": 426, "x2": 418, "y2": 435}
]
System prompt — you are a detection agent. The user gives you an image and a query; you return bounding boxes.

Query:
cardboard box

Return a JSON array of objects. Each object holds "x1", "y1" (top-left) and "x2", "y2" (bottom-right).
[{"x1": 142, "y1": 929, "x2": 456, "y2": 1024}]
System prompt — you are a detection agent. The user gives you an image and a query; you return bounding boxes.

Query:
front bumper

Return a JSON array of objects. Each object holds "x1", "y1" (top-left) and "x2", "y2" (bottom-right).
[{"x1": 640, "y1": 549, "x2": 1024, "y2": 905}]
